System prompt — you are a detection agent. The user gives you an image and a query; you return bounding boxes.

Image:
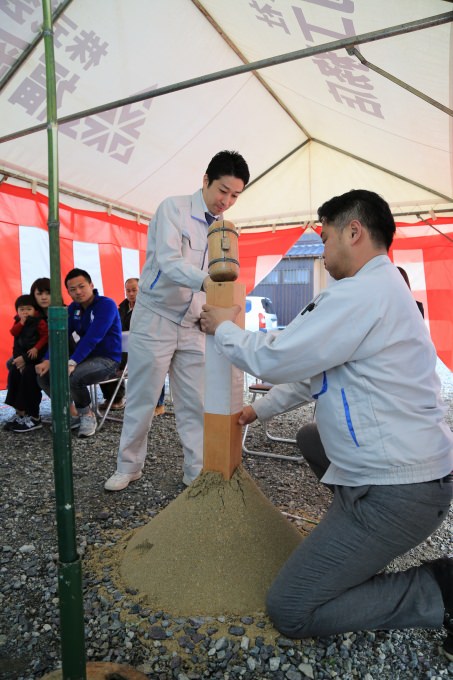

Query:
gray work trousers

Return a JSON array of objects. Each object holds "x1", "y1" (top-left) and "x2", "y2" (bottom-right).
[
  {"x1": 116, "y1": 303, "x2": 205, "y2": 482},
  {"x1": 38, "y1": 356, "x2": 119, "y2": 411},
  {"x1": 266, "y1": 423, "x2": 452, "y2": 638}
]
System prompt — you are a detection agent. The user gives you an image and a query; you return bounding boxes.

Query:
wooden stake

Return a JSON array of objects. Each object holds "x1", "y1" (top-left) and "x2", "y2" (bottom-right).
[{"x1": 203, "y1": 281, "x2": 245, "y2": 479}]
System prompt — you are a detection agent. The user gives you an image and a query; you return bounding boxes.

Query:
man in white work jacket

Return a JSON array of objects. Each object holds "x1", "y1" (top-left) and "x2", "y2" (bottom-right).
[
  {"x1": 105, "y1": 150, "x2": 249, "y2": 491},
  {"x1": 200, "y1": 189, "x2": 453, "y2": 660}
]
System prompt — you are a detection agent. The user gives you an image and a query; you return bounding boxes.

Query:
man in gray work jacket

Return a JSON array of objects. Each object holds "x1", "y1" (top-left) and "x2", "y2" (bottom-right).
[
  {"x1": 200, "y1": 189, "x2": 453, "y2": 660},
  {"x1": 105, "y1": 150, "x2": 249, "y2": 491}
]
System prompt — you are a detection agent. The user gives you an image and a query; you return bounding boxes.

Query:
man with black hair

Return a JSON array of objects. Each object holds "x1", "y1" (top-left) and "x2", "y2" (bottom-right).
[
  {"x1": 200, "y1": 189, "x2": 453, "y2": 659},
  {"x1": 36, "y1": 268, "x2": 122, "y2": 438},
  {"x1": 105, "y1": 150, "x2": 250, "y2": 491}
]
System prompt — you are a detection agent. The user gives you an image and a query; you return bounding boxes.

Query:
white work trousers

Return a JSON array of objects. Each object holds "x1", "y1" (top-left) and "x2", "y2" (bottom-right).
[{"x1": 116, "y1": 302, "x2": 205, "y2": 481}]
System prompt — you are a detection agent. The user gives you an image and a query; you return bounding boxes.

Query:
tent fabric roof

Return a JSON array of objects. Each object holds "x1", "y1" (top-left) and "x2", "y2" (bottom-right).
[
  {"x1": 0, "y1": 0, "x2": 452, "y2": 224},
  {"x1": 0, "y1": 1, "x2": 452, "y2": 376}
]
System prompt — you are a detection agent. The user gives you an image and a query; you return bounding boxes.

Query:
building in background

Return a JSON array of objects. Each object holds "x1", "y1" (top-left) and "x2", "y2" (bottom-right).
[{"x1": 249, "y1": 231, "x2": 325, "y2": 327}]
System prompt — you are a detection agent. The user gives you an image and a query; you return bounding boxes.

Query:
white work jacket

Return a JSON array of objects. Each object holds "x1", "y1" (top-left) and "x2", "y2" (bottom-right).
[
  {"x1": 215, "y1": 255, "x2": 453, "y2": 486},
  {"x1": 139, "y1": 189, "x2": 215, "y2": 326}
]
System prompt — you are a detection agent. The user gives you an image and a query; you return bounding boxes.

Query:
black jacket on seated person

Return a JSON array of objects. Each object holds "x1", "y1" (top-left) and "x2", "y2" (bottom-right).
[{"x1": 11, "y1": 314, "x2": 48, "y2": 363}]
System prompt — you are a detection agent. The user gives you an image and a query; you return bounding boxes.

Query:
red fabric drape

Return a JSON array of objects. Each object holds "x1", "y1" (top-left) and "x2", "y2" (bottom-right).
[
  {"x1": 389, "y1": 222, "x2": 453, "y2": 371},
  {"x1": 0, "y1": 183, "x2": 451, "y2": 390},
  {"x1": 0, "y1": 184, "x2": 301, "y2": 388}
]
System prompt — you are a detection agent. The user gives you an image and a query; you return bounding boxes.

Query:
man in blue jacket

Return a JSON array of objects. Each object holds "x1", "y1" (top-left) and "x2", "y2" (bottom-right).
[{"x1": 36, "y1": 268, "x2": 122, "y2": 437}]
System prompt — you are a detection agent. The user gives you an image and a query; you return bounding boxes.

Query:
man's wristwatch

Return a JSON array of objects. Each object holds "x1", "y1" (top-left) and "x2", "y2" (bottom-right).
[{"x1": 68, "y1": 359, "x2": 77, "y2": 367}]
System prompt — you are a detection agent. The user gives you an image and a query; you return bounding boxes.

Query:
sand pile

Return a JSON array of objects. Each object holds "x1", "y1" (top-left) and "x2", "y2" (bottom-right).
[{"x1": 119, "y1": 466, "x2": 303, "y2": 616}]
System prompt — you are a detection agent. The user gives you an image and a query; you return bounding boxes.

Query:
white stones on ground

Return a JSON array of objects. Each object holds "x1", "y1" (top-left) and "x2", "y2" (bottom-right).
[
  {"x1": 298, "y1": 662, "x2": 314, "y2": 678},
  {"x1": 19, "y1": 544, "x2": 35, "y2": 553},
  {"x1": 269, "y1": 656, "x2": 281, "y2": 671},
  {"x1": 214, "y1": 636, "x2": 228, "y2": 651},
  {"x1": 240, "y1": 636, "x2": 250, "y2": 650},
  {"x1": 246, "y1": 657, "x2": 256, "y2": 671}
]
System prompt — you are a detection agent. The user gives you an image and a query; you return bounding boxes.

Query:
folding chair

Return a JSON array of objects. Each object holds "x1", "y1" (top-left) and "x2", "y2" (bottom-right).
[
  {"x1": 89, "y1": 331, "x2": 129, "y2": 431},
  {"x1": 242, "y1": 382, "x2": 304, "y2": 462}
]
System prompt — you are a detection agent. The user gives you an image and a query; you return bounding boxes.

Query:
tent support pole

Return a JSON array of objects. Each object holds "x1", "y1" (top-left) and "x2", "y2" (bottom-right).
[
  {"x1": 2, "y1": 164, "x2": 452, "y2": 227},
  {"x1": 312, "y1": 139, "x2": 453, "y2": 203},
  {"x1": 246, "y1": 140, "x2": 310, "y2": 190},
  {"x1": 0, "y1": 0, "x2": 74, "y2": 94},
  {"x1": 347, "y1": 47, "x2": 453, "y2": 117},
  {"x1": 42, "y1": 1, "x2": 87, "y2": 677},
  {"x1": 0, "y1": 167, "x2": 150, "y2": 222},
  {"x1": 416, "y1": 214, "x2": 453, "y2": 244}
]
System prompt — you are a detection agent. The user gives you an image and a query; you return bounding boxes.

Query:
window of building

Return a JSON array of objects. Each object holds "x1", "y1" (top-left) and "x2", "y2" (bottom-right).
[
  {"x1": 282, "y1": 268, "x2": 310, "y2": 284},
  {"x1": 260, "y1": 269, "x2": 279, "y2": 285}
]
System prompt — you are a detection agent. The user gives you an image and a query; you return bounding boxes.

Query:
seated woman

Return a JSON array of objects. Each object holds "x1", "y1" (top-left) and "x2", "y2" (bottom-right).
[{"x1": 4, "y1": 278, "x2": 51, "y2": 432}]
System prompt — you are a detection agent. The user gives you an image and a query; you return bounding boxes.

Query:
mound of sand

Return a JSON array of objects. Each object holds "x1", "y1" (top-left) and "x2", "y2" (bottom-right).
[{"x1": 120, "y1": 467, "x2": 303, "y2": 616}]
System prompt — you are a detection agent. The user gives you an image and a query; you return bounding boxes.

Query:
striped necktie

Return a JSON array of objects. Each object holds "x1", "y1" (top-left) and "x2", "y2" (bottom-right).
[{"x1": 205, "y1": 212, "x2": 216, "y2": 226}]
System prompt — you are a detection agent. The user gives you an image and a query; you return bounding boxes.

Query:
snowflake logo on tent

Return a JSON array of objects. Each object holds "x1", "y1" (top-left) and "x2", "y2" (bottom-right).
[{"x1": 60, "y1": 93, "x2": 155, "y2": 164}]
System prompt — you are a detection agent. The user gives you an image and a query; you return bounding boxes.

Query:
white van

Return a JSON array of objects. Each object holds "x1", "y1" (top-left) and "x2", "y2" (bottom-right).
[{"x1": 245, "y1": 296, "x2": 278, "y2": 332}]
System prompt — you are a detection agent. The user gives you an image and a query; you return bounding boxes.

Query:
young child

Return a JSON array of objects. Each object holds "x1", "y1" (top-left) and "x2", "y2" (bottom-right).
[{"x1": 4, "y1": 294, "x2": 49, "y2": 432}]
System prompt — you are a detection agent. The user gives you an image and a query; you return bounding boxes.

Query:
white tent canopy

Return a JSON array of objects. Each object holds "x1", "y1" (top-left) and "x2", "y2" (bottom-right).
[{"x1": 0, "y1": 0, "x2": 452, "y2": 225}]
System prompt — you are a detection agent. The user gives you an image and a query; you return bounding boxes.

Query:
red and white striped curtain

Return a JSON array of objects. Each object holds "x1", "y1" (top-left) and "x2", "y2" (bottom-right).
[
  {"x1": 0, "y1": 183, "x2": 303, "y2": 388},
  {"x1": 1, "y1": 183, "x2": 452, "y2": 389}
]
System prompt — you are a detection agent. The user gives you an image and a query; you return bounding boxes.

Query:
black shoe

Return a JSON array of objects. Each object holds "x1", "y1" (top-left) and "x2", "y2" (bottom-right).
[
  {"x1": 426, "y1": 557, "x2": 453, "y2": 661},
  {"x1": 12, "y1": 416, "x2": 42, "y2": 432},
  {"x1": 3, "y1": 416, "x2": 23, "y2": 431}
]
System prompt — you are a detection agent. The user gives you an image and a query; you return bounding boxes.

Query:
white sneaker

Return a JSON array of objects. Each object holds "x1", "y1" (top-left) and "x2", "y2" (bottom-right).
[
  {"x1": 70, "y1": 415, "x2": 81, "y2": 429},
  {"x1": 78, "y1": 412, "x2": 97, "y2": 438},
  {"x1": 104, "y1": 470, "x2": 143, "y2": 491}
]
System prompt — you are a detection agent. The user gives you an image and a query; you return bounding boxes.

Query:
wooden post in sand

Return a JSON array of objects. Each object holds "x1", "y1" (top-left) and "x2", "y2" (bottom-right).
[
  {"x1": 203, "y1": 220, "x2": 245, "y2": 480},
  {"x1": 119, "y1": 219, "x2": 305, "y2": 615}
]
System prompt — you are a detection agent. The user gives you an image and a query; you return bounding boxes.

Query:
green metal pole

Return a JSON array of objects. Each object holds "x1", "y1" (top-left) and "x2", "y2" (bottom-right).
[{"x1": 42, "y1": 1, "x2": 87, "y2": 678}]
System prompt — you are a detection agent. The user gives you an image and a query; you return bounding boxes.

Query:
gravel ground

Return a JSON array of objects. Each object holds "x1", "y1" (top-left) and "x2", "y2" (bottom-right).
[{"x1": 0, "y1": 364, "x2": 452, "y2": 680}]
